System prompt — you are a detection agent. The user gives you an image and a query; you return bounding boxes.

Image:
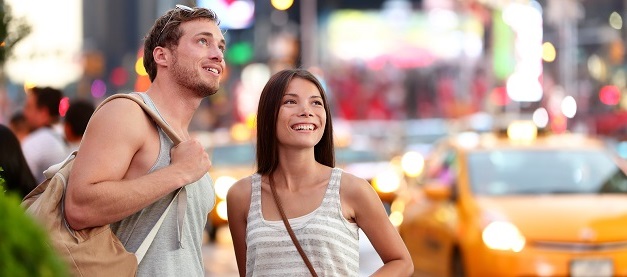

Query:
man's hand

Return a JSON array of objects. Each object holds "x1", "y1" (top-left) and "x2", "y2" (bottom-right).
[{"x1": 170, "y1": 139, "x2": 211, "y2": 185}]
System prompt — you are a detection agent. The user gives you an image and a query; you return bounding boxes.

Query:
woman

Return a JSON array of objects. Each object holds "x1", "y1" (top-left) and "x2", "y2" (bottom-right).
[
  {"x1": 0, "y1": 124, "x2": 38, "y2": 197},
  {"x1": 227, "y1": 69, "x2": 413, "y2": 276}
]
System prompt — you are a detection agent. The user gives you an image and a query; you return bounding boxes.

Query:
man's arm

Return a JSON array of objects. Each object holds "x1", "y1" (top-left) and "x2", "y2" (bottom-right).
[{"x1": 65, "y1": 98, "x2": 210, "y2": 230}]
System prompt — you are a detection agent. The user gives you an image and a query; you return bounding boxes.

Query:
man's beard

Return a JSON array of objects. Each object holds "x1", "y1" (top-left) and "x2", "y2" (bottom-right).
[{"x1": 171, "y1": 55, "x2": 219, "y2": 98}]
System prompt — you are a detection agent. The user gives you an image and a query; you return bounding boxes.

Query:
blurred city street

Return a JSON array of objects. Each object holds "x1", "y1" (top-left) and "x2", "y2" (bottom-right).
[{"x1": 4, "y1": 0, "x2": 627, "y2": 276}]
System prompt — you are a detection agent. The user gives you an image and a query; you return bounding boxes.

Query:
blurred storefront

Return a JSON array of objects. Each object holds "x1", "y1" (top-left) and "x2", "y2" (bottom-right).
[{"x1": 2, "y1": 0, "x2": 627, "y2": 138}]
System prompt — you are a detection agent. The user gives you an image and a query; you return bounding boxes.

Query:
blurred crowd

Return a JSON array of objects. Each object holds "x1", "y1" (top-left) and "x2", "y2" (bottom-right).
[
  {"x1": 1, "y1": 86, "x2": 94, "y2": 197},
  {"x1": 325, "y1": 62, "x2": 489, "y2": 121}
]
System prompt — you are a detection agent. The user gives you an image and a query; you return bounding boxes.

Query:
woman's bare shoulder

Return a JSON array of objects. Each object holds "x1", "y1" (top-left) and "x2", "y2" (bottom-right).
[
  {"x1": 338, "y1": 170, "x2": 374, "y2": 197},
  {"x1": 227, "y1": 175, "x2": 254, "y2": 202}
]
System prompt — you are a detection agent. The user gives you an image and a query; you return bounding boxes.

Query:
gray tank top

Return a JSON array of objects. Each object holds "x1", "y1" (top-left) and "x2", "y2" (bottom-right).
[
  {"x1": 245, "y1": 168, "x2": 360, "y2": 276},
  {"x1": 110, "y1": 92, "x2": 215, "y2": 277}
]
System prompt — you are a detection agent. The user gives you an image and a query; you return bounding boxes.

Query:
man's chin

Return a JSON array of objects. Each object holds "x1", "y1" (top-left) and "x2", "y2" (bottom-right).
[
  {"x1": 202, "y1": 87, "x2": 219, "y2": 97},
  {"x1": 192, "y1": 84, "x2": 219, "y2": 98}
]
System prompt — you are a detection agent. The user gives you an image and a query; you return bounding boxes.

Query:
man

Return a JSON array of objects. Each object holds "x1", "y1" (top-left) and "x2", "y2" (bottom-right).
[
  {"x1": 21, "y1": 86, "x2": 68, "y2": 183},
  {"x1": 65, "y1": 6, "x2": 225, "y2": 276},
  {"x1": 63, "y1": 99, "x2": 95, "y2": 153},
  {"x1": 9, "y1": 111, "x2": 30, "y2": 142}
]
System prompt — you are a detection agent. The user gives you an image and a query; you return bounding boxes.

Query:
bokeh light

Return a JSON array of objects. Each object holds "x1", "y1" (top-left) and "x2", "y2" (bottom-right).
[
  {"x1": 561, "y1": 96, "x2": 577, "y2": 118},
  {"x1": 271, "y1": 0, "x2": 293, "y2": 11},
  {"x1": 90, "y1": 79, "x2": 107, "y2": 98},
  {"x1": 609, "y1": 11, "x2": 623, "y2": 29},
  {"x1": 532, "y1": 108, "x2": 549, "y2": 128},
  {"x1": 59, "y1": 97, "x2": 70, "y2": 117},
  {"x1": 110, "y1": 67, "x2": 128, "y2": 87},
  {"x1": 135, "y1": 57, "x2": 147, "y2": 76},
  {"x1": 599, "y1": 85, "x2": 620, "y2": 106},
  {"x1": 542, "y1": 42, "x2": 556, "y2": 62}
]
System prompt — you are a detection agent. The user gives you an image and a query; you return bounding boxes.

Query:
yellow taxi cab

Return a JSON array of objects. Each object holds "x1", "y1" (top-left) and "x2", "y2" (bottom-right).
[
  {"x1": 205, "y1": 141, "x2": 256, "y2": 240},
  {"x1": 397, "y1": 121, "x2": 627, "y2": 277}
]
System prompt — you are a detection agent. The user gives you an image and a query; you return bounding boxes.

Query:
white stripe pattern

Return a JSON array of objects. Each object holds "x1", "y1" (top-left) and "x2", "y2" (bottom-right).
[{"x1": 245, "y1": 168, "x2": 360, "y2": 277}]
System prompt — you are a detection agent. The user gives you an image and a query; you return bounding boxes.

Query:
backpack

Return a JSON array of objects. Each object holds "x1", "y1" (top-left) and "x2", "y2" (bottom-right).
[{"x1": 21, "y1": 93, "x2": 183, "y2": 277}]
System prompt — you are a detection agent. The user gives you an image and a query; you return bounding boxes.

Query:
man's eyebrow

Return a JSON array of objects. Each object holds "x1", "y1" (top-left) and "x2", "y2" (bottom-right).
[{"x1": 197, "y1": 31, "x2": 226, "y2": 45}]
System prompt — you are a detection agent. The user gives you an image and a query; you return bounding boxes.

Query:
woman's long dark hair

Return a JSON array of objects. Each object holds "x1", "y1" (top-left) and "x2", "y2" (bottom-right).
[
  {"x1": 0, "y1": 125, "x2": 37, "y2": 197},
  {"x1": 256, "y1": 69, "x2": 334, "y2": 176}
]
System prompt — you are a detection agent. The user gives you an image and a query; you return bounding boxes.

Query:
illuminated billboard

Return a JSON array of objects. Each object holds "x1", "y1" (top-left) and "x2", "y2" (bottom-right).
[{"x1": 197, "y1": 0, "x2": 255, "y2": 30}]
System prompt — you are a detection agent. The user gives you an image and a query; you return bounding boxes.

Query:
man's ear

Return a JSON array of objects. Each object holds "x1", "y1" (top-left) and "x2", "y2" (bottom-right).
[{"x1": 153, "y1": 46, "x2": 169, "y2": 66}]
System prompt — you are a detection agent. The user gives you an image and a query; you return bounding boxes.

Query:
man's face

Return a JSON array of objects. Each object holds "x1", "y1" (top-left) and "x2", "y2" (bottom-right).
[
  {"x1": 23, "y1": 93, "x2": 44, "y2": 128},
  {"x1": 169, "y1": 18, "x2": 226, "y2": 98}
]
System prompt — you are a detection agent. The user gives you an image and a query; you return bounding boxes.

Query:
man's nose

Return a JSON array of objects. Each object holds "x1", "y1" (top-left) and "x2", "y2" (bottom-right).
[{"x1": 210, "y1": 47, "x2": 223, "y2": 62}]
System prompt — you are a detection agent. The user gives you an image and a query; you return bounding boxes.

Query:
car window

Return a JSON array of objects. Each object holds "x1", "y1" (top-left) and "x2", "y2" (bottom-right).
[{"x1": 467, "y1": 149, "x2": 627, "y2": 195}]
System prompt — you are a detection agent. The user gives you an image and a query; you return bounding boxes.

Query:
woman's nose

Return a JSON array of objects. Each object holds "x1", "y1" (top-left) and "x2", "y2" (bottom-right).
[{"x1": 300, "y1": 105, "x2": 313, "y2": 117}]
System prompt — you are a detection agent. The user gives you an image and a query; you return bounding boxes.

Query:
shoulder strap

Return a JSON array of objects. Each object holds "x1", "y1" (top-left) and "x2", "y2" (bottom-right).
[
  {"x1": 269, "y1": 176, "x2": 318, "y2": 277},
  {"x1": 96, "y1": 93, "x2": 186, "y2": 264}
]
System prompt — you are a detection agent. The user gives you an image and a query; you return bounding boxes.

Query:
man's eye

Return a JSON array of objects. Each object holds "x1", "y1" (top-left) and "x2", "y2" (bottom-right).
[{"x1": 198, "y1": 38, "x2": 208, "y2": 45}]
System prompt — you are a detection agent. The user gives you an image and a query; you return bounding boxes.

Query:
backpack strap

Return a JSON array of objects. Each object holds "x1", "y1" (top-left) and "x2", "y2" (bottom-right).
[{"x1": 95, "y1": 93, "x2": 187, "y2": 264}]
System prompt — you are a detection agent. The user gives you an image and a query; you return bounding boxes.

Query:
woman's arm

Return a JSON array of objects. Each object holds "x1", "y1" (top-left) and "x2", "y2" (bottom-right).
[
  {"x1": 227, "y1": 177, "x2": 253, "y2": 277},
  {"x1": 341, "y1": 173, "x2": 414, "y2": 276}
]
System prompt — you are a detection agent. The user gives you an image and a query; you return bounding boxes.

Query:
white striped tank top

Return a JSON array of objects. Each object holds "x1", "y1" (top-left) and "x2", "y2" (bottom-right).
[{"x1": 245, "y1": 168, "x2": 360, "y2": 277}]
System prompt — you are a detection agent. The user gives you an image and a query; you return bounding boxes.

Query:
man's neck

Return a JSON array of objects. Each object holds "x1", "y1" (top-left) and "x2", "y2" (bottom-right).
[{"x1": 144, "y1": 85, "x2": 203, "y2": 139}]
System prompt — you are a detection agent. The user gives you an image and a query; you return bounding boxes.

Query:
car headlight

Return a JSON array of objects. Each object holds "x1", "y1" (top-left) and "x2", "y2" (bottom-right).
[
  {"x1": 401, "y1": 151, "x2": 424, "y2": 178},
  {"x1": 216, "y1": 200, "x2": 228, "y2": 221},
  {"x1": 214, "y1": 176, "x2": 237, "y2": 200},
  {"x1": 482, "y1": 221, "x2": 526, "y2": 252},
  {"x1": 372, "y1": 169, "x2": 401, "y2": 193}
]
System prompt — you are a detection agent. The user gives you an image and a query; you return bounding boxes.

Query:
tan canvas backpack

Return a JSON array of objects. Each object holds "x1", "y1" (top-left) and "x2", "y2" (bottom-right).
[{"x1": 22, "y1": 93, "x2": 184, "y2": 277}]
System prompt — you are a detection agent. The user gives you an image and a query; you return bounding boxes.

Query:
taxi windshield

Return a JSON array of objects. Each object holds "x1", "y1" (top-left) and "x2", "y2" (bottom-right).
[{"x1": 468, "y1": 149, "x2": 627, "y2": 195}]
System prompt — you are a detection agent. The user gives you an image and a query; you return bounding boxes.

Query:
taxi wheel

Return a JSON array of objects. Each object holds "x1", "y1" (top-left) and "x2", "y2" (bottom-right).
[{"x1": 451, "y1": 249, "x2": 465, "y2": 277}]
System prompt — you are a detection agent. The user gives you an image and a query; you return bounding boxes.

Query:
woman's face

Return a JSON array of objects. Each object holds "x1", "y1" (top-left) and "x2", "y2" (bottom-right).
[{"x1": 275, "y1": 77, "x2": 326, "y2": 149}]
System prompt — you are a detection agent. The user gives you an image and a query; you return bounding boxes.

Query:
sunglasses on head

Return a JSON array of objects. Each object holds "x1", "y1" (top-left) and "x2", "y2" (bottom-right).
[{"x1": 157, "y1": 4, "x2": 194, "y2": 43}]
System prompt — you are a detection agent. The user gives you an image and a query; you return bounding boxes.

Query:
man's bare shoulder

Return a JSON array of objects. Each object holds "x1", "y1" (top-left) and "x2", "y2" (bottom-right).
[
  {"x1": 85, "y1": 96, "x2": 153, "y2": 141},
  {"x1": 73, "y1": 96, "x2": 156, "y2": 170}
]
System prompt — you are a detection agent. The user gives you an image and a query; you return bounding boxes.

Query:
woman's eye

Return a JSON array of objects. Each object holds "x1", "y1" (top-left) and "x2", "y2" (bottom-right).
[
  {"x1": 283, "y1": 100, "x2": 296, "y2": 104},
  {"x1": 313, "y1": 100, "x2": 323, "y2": 106}
]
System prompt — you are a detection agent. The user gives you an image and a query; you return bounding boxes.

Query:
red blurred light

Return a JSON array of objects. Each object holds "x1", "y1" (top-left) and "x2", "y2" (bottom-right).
[
  {"x1": 59, "y1": 97, "x2": 70, "y2": 117},
  {"x1": 110, "y1": 67, "x2": 128, "y2": 87},
  {"x1": 490, "y1": 86, "x2": 510, "y2": 106},
  {"x1": 599, "y1": 85, "x2": 620, "y2": 105},
  {"x1": 550, "y1": 112, "x2": 567, "y2": 133}
]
